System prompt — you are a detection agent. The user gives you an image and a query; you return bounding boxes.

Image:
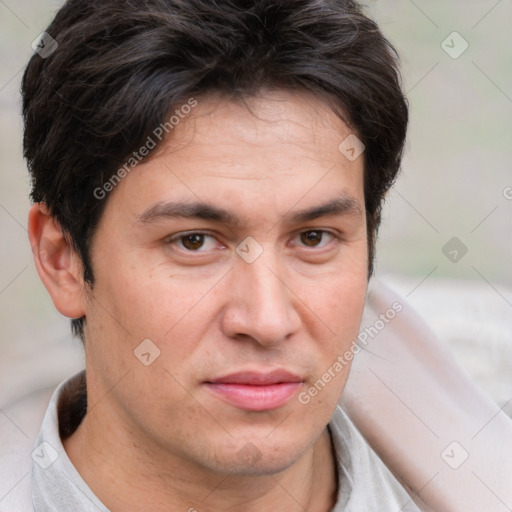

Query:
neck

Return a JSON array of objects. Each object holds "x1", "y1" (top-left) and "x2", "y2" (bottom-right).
[{"x1": 63, "y1": 403, "x2": 338, "y2": 512}]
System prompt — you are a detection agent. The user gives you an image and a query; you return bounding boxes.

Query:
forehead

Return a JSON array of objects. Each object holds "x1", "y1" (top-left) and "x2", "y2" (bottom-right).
[
  {"x1": 102, "y1": 90, "x2": 365, "y2": 225},
  {"x1": 167, "y1": 90, "x2": 354, "y2": 168}
]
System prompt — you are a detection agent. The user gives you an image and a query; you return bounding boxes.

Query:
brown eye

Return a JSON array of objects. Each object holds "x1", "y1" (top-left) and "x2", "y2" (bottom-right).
[
  {"x1": 167, "y1": 231, "x2": 219, "y2": 253},
  {"x1": 180, "y1": 233, "x2": 206, "y2": 250},
  {"x1": 300, "y1": 230, "x2": 324, "y2": 247}
]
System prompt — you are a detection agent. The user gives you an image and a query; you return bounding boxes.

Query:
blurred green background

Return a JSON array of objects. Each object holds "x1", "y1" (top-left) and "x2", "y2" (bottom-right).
[{"x1": 1, "y1": 1, "x2": 511, "y2": 401}]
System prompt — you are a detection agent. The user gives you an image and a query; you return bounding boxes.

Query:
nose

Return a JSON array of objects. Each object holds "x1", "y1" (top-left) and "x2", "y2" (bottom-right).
[{"x1": 220, "y1": 250, "x2": 301, "y2": 346}]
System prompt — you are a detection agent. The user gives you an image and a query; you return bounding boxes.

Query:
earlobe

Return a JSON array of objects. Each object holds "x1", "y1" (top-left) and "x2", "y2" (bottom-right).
[{"x1": 28, "y1": 203, "x2": 86, "y2": 319}]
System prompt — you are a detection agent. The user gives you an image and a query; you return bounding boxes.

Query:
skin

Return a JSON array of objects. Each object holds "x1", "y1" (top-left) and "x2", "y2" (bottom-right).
[{"x1": 29, "y1": 90, "x2": 368, "y2": 511}]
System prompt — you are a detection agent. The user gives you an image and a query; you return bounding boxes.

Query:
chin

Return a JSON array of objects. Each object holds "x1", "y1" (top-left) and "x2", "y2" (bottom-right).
[
  {"x1": 198, "y1": 433, "x2": 315, "y2": 477},
  {"x1": 215, "y1": 453, "x2": 303, "y2": 478}
]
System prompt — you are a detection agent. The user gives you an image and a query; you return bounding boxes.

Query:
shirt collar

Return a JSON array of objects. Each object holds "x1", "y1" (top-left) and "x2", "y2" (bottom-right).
[{"x1": 31, "y1": 371, "x2": 108, "y2": 512}]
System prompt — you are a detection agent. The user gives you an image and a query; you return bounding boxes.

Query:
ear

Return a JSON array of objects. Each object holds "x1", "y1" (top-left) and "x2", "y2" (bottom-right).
[{"x1": 28, "y1": 203, "x2": 86, "y2": 319}]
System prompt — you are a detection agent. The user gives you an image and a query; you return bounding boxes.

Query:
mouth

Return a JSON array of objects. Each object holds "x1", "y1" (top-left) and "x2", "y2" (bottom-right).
[{"x1": 204, "y1": 370, "x2": 304, "y2": 412}]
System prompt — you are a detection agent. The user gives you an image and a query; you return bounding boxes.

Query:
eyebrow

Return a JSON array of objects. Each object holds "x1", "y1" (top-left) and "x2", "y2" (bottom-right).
[
  {"x1": 137, "y1": 201, "x2": 240, "y2": 226},
  {"x1": 288, "y1": 196, "x2": 363, "y2": 223},
  {"x1": 136, "y1": 195, "x2": 363, "y2": 226}
]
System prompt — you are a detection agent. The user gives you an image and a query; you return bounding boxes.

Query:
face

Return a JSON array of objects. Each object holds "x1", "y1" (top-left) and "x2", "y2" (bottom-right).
[{"x1": 82, "y1": 90, "x2": 368, "y2": 476}]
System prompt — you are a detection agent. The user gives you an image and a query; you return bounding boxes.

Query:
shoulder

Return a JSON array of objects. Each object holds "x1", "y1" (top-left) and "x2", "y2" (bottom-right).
[
  {"x1": 329, "y1": 406, "x2": 422, "y2": 512},
  {"x1": 0, "y1": 387, "x2": 55, "y2": 512},
  {"x1": 341, "y1": 278, "x2": 512, "y2": 512}
]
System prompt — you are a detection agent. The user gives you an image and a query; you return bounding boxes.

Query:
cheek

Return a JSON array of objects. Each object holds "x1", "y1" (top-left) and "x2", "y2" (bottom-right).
[
  {"x1": 298, "y1": 279, "x2": 366, "y2": 414},
  {"x1": 302, "y1": 260, "x2": 367, "y2": 395},
  {"x1": 309, "y1": 259, "x2": 367, "y2": 336},
  {"x1": 92, "y1": 258, "x2": 221, "y2": 340},
  {"x1": 83, "y1": 267, "x2": 215, "y2": 393}
]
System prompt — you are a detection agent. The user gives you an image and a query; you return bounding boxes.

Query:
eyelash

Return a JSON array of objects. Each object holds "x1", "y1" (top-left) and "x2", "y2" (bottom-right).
[{"x1": 166, "y1": 230, "x2": 339, "y2": 253}]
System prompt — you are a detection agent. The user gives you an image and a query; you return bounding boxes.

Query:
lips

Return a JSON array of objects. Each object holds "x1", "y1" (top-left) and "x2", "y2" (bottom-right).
[{"x1": 204, "y1": 370, "x2": 303, "y2": 411}]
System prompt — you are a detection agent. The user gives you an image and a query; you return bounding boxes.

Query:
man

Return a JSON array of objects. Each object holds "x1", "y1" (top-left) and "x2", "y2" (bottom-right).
[{"x1": 4, "y1": 0, "x2": 509, "y2": 511}]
